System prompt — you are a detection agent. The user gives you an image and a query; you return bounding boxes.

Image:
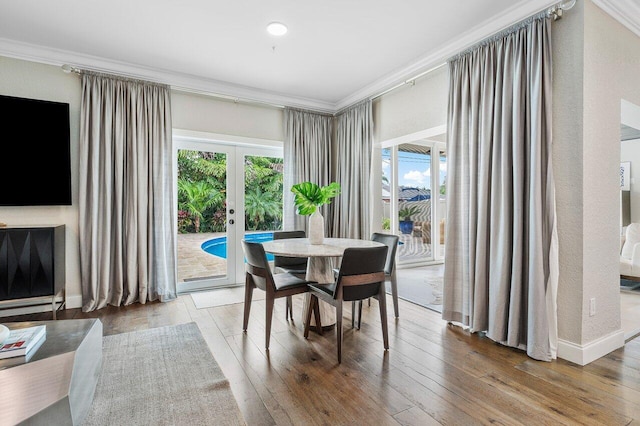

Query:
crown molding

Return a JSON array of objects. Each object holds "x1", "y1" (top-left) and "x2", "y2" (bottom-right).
[
  {"x1": 0, "y1": 38, "x2": 337, "y2": 114},
  {"x1": 1, "y1": 0, "x2": 561, "y2": 115},
  {"x1": 592, "y1": 0, "x2": 640, "y2": 37},
  {"x1": 335, "y1": 0, "x2": 557, "y2": 110}
]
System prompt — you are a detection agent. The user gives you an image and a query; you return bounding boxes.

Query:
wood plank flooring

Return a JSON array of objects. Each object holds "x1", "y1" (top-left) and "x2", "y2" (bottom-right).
[{"x1": 5, "y1": 293, "x2": 640, "y2": 425}]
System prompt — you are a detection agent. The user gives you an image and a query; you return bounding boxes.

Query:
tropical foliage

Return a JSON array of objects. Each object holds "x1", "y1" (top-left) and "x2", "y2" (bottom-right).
[
  {"x1": 177, "y1": 150, "x2": 283, "y2": 233},
  {"x1": 291, "y1": 181, "x2": 341, "y2": 216}
]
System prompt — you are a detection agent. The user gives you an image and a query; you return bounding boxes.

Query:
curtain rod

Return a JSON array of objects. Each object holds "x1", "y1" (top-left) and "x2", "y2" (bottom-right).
[
  {"x1": 60, "y1": 63, "x2": 288, "y2": 110},
  {"x1": 368, "y1": 62, "x2": 447, "y2": 104}
]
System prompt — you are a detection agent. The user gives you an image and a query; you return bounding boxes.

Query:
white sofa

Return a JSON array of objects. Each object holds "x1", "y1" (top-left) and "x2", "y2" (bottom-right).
[{"x1": 620, "y1": 223, "x2": 640, "y2": 280}]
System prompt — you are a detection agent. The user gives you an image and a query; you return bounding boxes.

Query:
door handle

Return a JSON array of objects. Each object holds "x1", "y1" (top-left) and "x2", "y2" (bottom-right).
[{"x1": 229, "y1": 219, "x2": 235, "y2": 225}]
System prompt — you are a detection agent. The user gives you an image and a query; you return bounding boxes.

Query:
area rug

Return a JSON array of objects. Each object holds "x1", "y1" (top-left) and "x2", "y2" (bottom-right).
[
  {"x1": 191, "y1": 286, "x2": 265, "y2": 309},
  {"x1": 84, "y1": 323, "x2": 245, "y2": 426},
  {"x1": 389, "y1": 268, "x2": 443, "y2": 313}
]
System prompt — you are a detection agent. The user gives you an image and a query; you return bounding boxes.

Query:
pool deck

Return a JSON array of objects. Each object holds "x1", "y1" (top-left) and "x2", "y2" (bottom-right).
[
  {"x1": 177, "y1": 232, "x2": 227, "y2": 282},
  {"x1": 177, "y1": 231, "x2": 436, "y2": 283}
]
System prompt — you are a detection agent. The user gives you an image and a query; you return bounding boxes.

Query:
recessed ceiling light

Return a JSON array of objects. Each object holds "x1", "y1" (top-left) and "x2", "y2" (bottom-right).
[{"x1": 267, "y1": 22, "x2": 287, "y2": 36}]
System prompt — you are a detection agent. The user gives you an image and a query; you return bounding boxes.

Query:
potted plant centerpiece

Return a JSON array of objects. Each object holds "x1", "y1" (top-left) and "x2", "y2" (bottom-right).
[
  {"x1": 398, "y1": 205, "x2": 420, "y2": 235},
  {"x1": 291, "y1": 181, "x2": 341, "y2": 244}
]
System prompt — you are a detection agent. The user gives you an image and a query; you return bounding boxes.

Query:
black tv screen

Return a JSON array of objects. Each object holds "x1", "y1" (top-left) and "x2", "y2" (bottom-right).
[{"x1": 0, "y1": 95, "x2": 72, "y2": 206}]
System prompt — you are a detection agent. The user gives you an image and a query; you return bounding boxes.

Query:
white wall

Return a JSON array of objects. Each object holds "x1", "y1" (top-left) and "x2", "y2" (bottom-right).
[
  {"x1": 552, "y1": 0, "x2": 586, "y2": 348},
  {"x1": 372, "y1": 65, "x2": 448, "y2": 143},
  {"x1": 580, "y1": 0, "x2": 640, "y2": 345},
  {"x1": 0, "y1": 56, "x2": 83, "y2": 309},
  {"x1": 171, "y1": 91, "x2": 283, "y2": 141}
]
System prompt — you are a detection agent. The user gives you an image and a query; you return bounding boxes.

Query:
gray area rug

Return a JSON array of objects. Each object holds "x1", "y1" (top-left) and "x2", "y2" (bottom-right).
[
  {"x1": 388, "y1": 268, "x2": 443, "y2": 313},
  {"x1": 84, "y1": 323, "x2": 245, "y2": 426}
]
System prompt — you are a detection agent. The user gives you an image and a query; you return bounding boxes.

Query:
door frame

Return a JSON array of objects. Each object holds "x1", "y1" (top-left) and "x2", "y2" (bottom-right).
[
  {"x1": 375, "y1": 126, "x2": 447, "y2": 267},
  {"x1": 173, "y1": 129, "x2": 283, "y2": 293}
]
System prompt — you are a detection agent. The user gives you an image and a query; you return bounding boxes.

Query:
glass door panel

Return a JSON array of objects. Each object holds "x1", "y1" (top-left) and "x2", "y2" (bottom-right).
[
  {"x1": 176, "y1": 142, "x2": 237, "y2": 292},
  {"x1": 437, "y1": 150, "x2": 447, "y2": 260},
  {"x1": 397, "y1": 143, "x2": 433, "y2": 265},
  {"x1": 241, "y1": 152, "x2": 284, "y2": 264},
  {"x1": 381, "y1": 148, "x2": 392, "y2": 233}
]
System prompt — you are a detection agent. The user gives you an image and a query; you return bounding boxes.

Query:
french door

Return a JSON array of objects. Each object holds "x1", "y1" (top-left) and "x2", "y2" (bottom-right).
[
  {"x1": 174, "y1": 136, "x2": 283, "y2": 293},
  {"x1": 380, "y1": 141, "x2": 447, "y2": 266}
]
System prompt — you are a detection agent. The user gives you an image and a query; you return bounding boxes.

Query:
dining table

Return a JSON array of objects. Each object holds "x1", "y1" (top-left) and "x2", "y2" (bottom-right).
[{"x1": 262, "y1": 237, "x2": 385, "y2": 329}]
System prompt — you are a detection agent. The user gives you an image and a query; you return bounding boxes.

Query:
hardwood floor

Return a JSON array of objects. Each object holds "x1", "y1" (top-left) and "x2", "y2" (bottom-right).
[{"x1": 5, "y1": 294, "x2": 640, "y2": 425}]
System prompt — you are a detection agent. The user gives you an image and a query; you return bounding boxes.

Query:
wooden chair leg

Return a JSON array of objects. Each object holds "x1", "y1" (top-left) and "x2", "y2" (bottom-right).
[
  {"x1": 390, "y1": 269, "x2": 399, "y2": 318},
  {"x1": 286, "y1": 295, "x2": 293, "y2": 321},
  {"x1": 378, "y1": 284, "x2": 389, "y2": 350},
  {"x1": 336, "y1": 301, "x2": 343, "y2": 364},
  {"x1": 304, "y1": 294, "x2": 315, "y2": 338},
  {"x1": 265, "y1": 295, "x2": 275, "y2": 350},
  {"x1": 313, "y1": 297, "x2": 323, "y2": 335},
  {"x1": 243, "y1": 276, "x2": 254, "y2": 331},
  {"x1": 351, "y1": 301, "x2": 356, "y2": 328}
]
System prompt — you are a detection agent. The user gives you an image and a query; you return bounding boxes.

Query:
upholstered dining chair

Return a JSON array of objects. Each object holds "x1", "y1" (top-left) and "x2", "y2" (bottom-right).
[
  {"x1": 241, "y1": 240, "x2": 313, "y2": 349},
  {"x1": 304, "y1": 245, "x2": 389, "y2": 363},
  {"x1": 350, "y1": 233, "x2": 400, "y2": 329},
  {"x1": 273, "y1": 230, "x2": 308, "y2": 320}
]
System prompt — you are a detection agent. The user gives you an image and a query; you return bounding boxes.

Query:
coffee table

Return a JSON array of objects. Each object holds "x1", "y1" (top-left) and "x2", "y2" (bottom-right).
[{"x1": 0, "y1": 318, "x2": 103, "y2": 425}]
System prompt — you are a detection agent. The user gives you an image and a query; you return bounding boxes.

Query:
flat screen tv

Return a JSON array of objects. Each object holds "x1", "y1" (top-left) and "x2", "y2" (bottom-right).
[{"x1": 0, "y1": 95, "x2": 72, "y2": 206}]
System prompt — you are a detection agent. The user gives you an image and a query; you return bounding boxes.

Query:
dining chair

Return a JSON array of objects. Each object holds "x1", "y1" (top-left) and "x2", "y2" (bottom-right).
[
  {"x1": 241, "y1": 240, "x2": 314, "y2": 349},
  {"x1": 273, "y1": 230, "x2": 308, "y2": 320},
  {"x1": 304, "y1": 245, "x2": 389, "y2": 363},
  {"x1": 349, "y1": 233, "x2": 400, "y2": 329}
]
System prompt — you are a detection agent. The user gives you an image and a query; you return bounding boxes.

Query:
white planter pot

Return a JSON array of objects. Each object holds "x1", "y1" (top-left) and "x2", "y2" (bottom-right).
[{"x1": 308, "y1": 210, "x2": 324, "y2": 245}]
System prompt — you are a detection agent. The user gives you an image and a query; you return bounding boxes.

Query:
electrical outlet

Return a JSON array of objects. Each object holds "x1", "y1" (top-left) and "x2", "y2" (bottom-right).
[{"x1": 590, "y1": 298, "x2": 596, "y2": 317}]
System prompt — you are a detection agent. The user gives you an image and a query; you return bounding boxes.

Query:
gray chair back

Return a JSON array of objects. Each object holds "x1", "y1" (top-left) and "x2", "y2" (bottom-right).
[
  {"x1": 371, "y1": 232, "x2": 399, "y2": 275},
  {"x1": 241, "y1": 240, "x2": 275, "y2": 292},
  {"x1": 273, "y1": 230, "x2": 307, "y2": 269},
  {"x1": 335, "y1": 246, "x2": 388, "y2": 301}
]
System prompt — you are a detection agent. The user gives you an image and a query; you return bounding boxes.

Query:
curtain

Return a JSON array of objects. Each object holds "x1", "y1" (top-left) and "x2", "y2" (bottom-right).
[
  {"x1": 79, "y1": 71, "x2": 177, "y2": 312},
  {"x1": 283, "y1": 108, "x2": 333, "y2": 233},
  {"x1": 331, "y1": 100, "x2": 373, "y2": 239},
  {"x1": 442, "y1": 12, "x2": 559, "y2": 361}
]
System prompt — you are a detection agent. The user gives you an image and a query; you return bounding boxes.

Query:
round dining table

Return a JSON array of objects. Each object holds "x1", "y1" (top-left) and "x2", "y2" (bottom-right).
[{"x1": 262, "y1": 237, "x2": 385, "y2": 329}]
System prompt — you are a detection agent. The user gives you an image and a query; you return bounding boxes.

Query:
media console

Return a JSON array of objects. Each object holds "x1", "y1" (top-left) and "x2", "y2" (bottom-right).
[{"x1": 0, "y1": 225, "x2": 66, "y2": 318}]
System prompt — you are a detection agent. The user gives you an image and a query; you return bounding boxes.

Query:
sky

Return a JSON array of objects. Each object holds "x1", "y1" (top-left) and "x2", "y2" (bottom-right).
[{"x1": 381, "y1": 148, "x2": 447, "y2": 189}]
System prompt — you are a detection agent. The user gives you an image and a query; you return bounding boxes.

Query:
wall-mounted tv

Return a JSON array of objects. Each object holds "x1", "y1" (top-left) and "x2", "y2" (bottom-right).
[{"x1": 0, "y1": 95, "x2": 72, "y2": 206}]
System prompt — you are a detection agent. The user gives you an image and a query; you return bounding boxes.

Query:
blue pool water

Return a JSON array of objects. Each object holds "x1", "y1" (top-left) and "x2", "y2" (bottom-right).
[{"x1": 201, "y1": 232, "x2": 274, "y2": 261}]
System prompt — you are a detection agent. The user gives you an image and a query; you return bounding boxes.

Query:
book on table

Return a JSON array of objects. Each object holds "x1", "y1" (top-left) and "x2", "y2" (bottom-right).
[{"x1": 0, "y1": 325, "x2": 46, "y2": 360}]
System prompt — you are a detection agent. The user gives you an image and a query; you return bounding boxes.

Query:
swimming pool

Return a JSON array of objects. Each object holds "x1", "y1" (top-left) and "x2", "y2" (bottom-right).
[{"x1": 201, "y1": 232, "x2": 275, "y2": 260}]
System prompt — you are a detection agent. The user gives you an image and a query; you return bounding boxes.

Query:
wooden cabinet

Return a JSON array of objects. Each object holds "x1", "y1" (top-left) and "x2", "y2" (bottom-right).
[{"x1": 0, "y1": 225, "x2": 65, "y2": 317}]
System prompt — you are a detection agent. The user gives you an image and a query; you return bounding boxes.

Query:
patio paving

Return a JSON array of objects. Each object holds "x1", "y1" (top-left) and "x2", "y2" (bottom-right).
[{"x1": 177, "y1": 232, "x2": 227, "y2": 282}]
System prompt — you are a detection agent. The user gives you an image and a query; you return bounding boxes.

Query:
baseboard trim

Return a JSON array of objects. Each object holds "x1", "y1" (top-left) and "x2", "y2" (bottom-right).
[
  {"x1": 66, "y1": 295, "x2": 82, "y2": 309},
  {"x1": 557, "y1": 330, "x2": 625, "y2": 365}
]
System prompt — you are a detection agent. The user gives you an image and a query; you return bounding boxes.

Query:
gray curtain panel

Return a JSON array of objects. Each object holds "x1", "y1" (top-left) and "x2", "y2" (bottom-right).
[
  {"x1": 79, "y1": 71, "x2": 177, "y2": 312},
  {"x1": 331, "y1": 100, "x2": 373, "y2": 239},
  {"x1": 283, "y1": 108, "x2": 333, "y2": 233},
  {"x1": 443, "y1": 12, "x2": 559, "y2": 361}
]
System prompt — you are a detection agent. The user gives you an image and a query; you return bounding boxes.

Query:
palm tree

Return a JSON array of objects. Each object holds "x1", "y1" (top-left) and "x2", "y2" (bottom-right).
[
  {"x1": 178, "y1": 180, "x2": 223, "y2": 232},
  {"x1": 245, "y1": 187, "x2": 281, "y2": 230}
]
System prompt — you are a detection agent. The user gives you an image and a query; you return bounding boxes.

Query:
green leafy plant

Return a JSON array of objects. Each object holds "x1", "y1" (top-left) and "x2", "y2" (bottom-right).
[
  {"x1": 398, "y1": 205, "x2": 420, "y2": 222},
  {"x1": 291, "y1": 181, "x2": 341, "y2": 215}
]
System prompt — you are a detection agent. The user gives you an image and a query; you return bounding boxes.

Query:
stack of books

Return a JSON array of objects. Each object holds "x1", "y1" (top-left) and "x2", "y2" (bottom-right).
[{"x1": 0, "y1": 325, "x2": 47, "y2": 363}]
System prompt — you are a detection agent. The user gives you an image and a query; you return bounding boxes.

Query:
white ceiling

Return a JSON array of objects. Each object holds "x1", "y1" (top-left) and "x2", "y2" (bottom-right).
[{"x1": 0, "y1": 0, "x2": 635, "y2": 113}]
